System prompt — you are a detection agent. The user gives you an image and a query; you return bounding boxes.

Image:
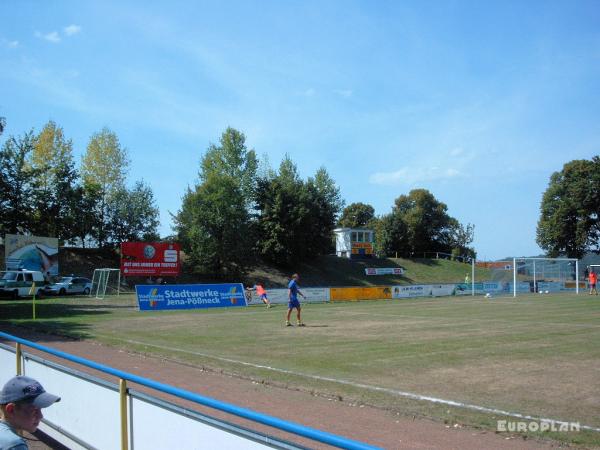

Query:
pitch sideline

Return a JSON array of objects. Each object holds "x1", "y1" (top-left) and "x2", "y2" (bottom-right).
[{"x1": 98, "y1": 335, "x2": 600, "y2": 433}]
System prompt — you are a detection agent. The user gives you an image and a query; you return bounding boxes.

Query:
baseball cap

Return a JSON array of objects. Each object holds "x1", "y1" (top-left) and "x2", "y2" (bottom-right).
[{"x1": 0, "y1": 376, "x2": 60, "y2": 408}]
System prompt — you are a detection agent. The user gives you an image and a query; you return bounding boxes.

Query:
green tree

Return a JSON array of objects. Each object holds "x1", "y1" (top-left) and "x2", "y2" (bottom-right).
[
  {"x1": 69, "y1": 183, "x2": 102, "y2": 248},
  {"x1": 0, "y1": 131, "x2": 37, "y2": 235},
  {"x1": 81, "y1": 127, "x2": 130, "y2": 246},
  {"x1": 306, "y1": 167, "x2": 344, "y2": 255},
  {"x1": 375, "y1": 213, "x2": 408, "y2": 257},
  {"x1": 255, "y1": 158, "x2": 343, "y2": 265},
  {"x1": 395, "y1": 189, "x2": 457, "y2": 255},
  {"x1": 30, "y1": 121, "x2": 79, "y2": 241},
  {"x1": 0, "y1": 117, "x2": 5, "y2": 136},
  {"x1": 338, "y1": 202, "x2": 375, "y2": 228},
  {"x1": 107, "y1": 181, "x2": 160, "y2": 243},
  {"x1": 254, "y1": 157, "x2": 306, "y2": 265},
  {"x1": 447, "y1": 222, "x2": 475, "y2": 259},
  {"x1": 200, "y1": 127, "x2": 257, "y2": 208},
  {"x1": 536, "y1": 157, "x2": 600, "y2": 258},
  {"x1": 376, "y1": 189, "x2": 470, "y2": 257},
  {"x1": 174, "y1": 128, "x2": 257, "y2": 276}
]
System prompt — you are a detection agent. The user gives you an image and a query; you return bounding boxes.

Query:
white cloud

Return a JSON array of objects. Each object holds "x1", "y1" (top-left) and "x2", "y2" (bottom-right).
[
  {"x1": 35, "y1": 31, "x2": 61, "y2": 43},
  {"x1": 368, "y1": 143, "x2": 479, "y2": 186},
  {"x1": 1, "y1": 39, "x2": 19, "y2": 48},
  {"x1": 64, "y1": 24, "x2": 82, "y2": 36},
  {"x1": 33, "y1": 25, "x2": 81, "y2": 44},
  {"x1": 369, "y1": 165, "x2": 463, "y2": 186},
  {"x1": 334, "y1": 89, "x2": 353, "y2": 98}
]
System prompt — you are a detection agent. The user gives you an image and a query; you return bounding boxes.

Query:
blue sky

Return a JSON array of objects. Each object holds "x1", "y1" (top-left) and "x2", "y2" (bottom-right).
[{"x1": 1, "y1": 1, "x2": 599, "y2": 260}]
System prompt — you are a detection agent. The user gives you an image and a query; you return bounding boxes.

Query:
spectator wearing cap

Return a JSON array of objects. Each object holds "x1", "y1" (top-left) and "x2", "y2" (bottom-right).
[{"x1": 0, "y1": 376, "x2": 60, "y2": 450}]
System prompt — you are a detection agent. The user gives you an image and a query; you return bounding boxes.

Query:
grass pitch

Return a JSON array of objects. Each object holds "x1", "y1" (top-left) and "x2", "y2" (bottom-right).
[{"x1": 2, "y1": 292, "x2": 599, "y2": 446}]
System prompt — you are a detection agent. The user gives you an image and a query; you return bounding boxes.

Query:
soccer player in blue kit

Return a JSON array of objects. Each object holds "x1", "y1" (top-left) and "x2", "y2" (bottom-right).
[{"x1": 286, "y1": 273, "x2": 306, "y2": 326}]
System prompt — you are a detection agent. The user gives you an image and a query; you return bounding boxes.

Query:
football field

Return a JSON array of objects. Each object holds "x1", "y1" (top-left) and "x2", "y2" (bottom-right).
[{"x1": 2, "y1": 292, "x2": 599, "y2": 445}]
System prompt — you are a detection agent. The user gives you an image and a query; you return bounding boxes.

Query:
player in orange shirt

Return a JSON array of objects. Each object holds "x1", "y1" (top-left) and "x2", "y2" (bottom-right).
[
  {"x1": 589, "y1": 270, "x2": 598, "y2": 295},
  {"x1": 246, "y1": 282, "x2": 272, "y2": 308}
]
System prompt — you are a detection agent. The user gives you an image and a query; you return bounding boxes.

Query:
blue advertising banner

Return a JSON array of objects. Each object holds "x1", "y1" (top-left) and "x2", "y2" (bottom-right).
[{"x1": 136, "y1": 283, "x2": 247, "y2": 311}]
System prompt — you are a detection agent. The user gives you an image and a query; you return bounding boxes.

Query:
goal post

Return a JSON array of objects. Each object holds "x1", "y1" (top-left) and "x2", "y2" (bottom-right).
[
  {"x1": 91, "y1": 268, "x2": 121, "y2": 299},
  {"x1": 512, "y1": 257, "x2": 579, "y2": 297}
]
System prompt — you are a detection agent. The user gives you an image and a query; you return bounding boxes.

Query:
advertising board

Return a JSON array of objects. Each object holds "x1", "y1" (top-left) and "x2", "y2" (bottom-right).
[
  {"x1": 392, "y1": 285, "x2": 429, "y2": 298},
  {"x1": 364, "y1": 267, "x2": 404, "y2": 276},
  {"x1": 121, "y1": 242, "x2": 181, "y2": 277},
  {"x1": 430, "y1": 284, "x2": 456, "y2": 297},
  {"x1": 392, "y1": 284, "x2": 461, "y2": 298},
  {"x1": 247, "y1": 287, "x2": 330, "y2": 305},
  {"x1": 330, "y1": 286, "x2": 392, "y2": 301},
  {"x1": 351, "y1": 242, "x2": 373, "y2": 256},
  {"x1": 537, "y1": 281, "x2": 565, "y2": 293},
  {"x1": 136, "y1": 283, "x2": 247, "y2": 311},
  {"x1": 4, "y1": 234, "x2": 59, "y2": 275},
  {"x1": 516, "y1": 281, "x2": 533, "y2": 293},
  {"x1": 454, "y1": 282, "x2": 509, "y2": 295}
]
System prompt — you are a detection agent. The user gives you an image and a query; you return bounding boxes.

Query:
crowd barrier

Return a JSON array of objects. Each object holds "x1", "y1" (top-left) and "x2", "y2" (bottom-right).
[{"x1": 0, "y1": 332, "x2": 379, "y2": 450}]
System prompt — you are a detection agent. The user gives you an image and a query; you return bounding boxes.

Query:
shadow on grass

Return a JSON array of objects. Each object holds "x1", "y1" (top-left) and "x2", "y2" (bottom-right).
[
  {"x1": 296, "y1": 255, "x2": 415, "y2": 287},
  {"x1": 0, "y1": 320, "x2": 94, "y2": 341},
  {"x1": 0, "y1": 301, "x2": 113, "y2": 340},
  {"x1": 0, "y1": 300, "x2": 114, "y2": 318}
]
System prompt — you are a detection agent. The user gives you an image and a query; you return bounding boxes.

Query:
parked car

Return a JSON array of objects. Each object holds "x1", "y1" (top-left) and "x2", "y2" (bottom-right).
[
  {"x1": 0, "y1": 270, "x2": 46, "y2": 299},
  {"x1": 44, "y1": 276, "x2": 92, "y2": 296}
]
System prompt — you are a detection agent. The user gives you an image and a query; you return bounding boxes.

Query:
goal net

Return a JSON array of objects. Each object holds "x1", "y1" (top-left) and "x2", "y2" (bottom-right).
[
  {"x1": 512, "y1": 257, "x2": 579, "y2": 297},
  {"x1": 91, "y1": 268, "x2": 121, "y2": 299}
]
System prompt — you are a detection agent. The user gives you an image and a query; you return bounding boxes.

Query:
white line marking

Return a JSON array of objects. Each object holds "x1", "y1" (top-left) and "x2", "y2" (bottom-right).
[
  {"x1": 342, "y1": 311, "x2": 599, "y2": 329},
  {"x1": 102, "y1": 335, "x2": 600, "y2": 433}
]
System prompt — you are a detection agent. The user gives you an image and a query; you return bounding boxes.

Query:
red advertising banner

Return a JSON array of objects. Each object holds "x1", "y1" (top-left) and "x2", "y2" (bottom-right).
[{"x1": 120, "y1": 242, "x2": 181, "y2": 277}]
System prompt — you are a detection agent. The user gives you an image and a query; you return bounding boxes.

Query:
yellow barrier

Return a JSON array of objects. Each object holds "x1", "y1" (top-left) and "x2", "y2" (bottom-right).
[{"x1": 330, "y1": 286, "x2": 392, "y2": 302}]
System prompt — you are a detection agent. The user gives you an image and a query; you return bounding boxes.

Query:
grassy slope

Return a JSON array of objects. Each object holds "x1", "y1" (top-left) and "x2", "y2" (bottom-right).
[
  {"x1": 0, "y1": 244, "x2": 487, "y2": 288},
  {"x1": 294, "y1": 255, "x2": 486, "y2": 287},
  {"x1": 159, "y1": 255, "x2": 488, "y2": 289}
]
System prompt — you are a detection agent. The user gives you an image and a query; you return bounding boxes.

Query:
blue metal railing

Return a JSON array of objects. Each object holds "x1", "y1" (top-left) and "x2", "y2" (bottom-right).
[{"x1": 0, "y1": 332, "x2": 381, "y2": 450}]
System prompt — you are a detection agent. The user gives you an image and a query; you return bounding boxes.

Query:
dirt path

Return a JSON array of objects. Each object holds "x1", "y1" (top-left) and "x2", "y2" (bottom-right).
[{"x1": 2, "y1": 326, "x2": 564, "y2": 450}]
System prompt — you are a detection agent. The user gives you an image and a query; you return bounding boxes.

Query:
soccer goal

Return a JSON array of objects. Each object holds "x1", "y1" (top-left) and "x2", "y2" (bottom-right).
[
  {"x1": 91, "y1": 268, "x2": 121, "y2": 299},
  {"x1": 512, "y1": 257, "x2": 579, "y2": 297}
]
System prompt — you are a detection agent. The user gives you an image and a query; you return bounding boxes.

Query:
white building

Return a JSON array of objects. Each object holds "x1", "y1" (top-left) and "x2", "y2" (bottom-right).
[{"x1": 333, "y1": 228, "x2": 375, "y2": 259}]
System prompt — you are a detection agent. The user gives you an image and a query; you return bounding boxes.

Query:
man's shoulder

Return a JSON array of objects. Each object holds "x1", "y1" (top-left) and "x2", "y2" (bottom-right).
[{"x1": 0, "y1": 421, "x2": 28, "y2": 449}]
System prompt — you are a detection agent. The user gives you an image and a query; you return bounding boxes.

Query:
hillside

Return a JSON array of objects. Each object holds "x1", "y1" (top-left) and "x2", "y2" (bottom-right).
[
  {"x1": 1, "y1": 245, "x2": 488, "y2": 288},
  {"x1": 292, "y1": 255, "x2": 488, "y2": 287}
]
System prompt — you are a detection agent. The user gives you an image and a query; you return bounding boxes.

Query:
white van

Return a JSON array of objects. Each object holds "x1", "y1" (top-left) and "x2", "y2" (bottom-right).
[{"x1": 0, "y1": 270, "x2": 46, "y2": 299}]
